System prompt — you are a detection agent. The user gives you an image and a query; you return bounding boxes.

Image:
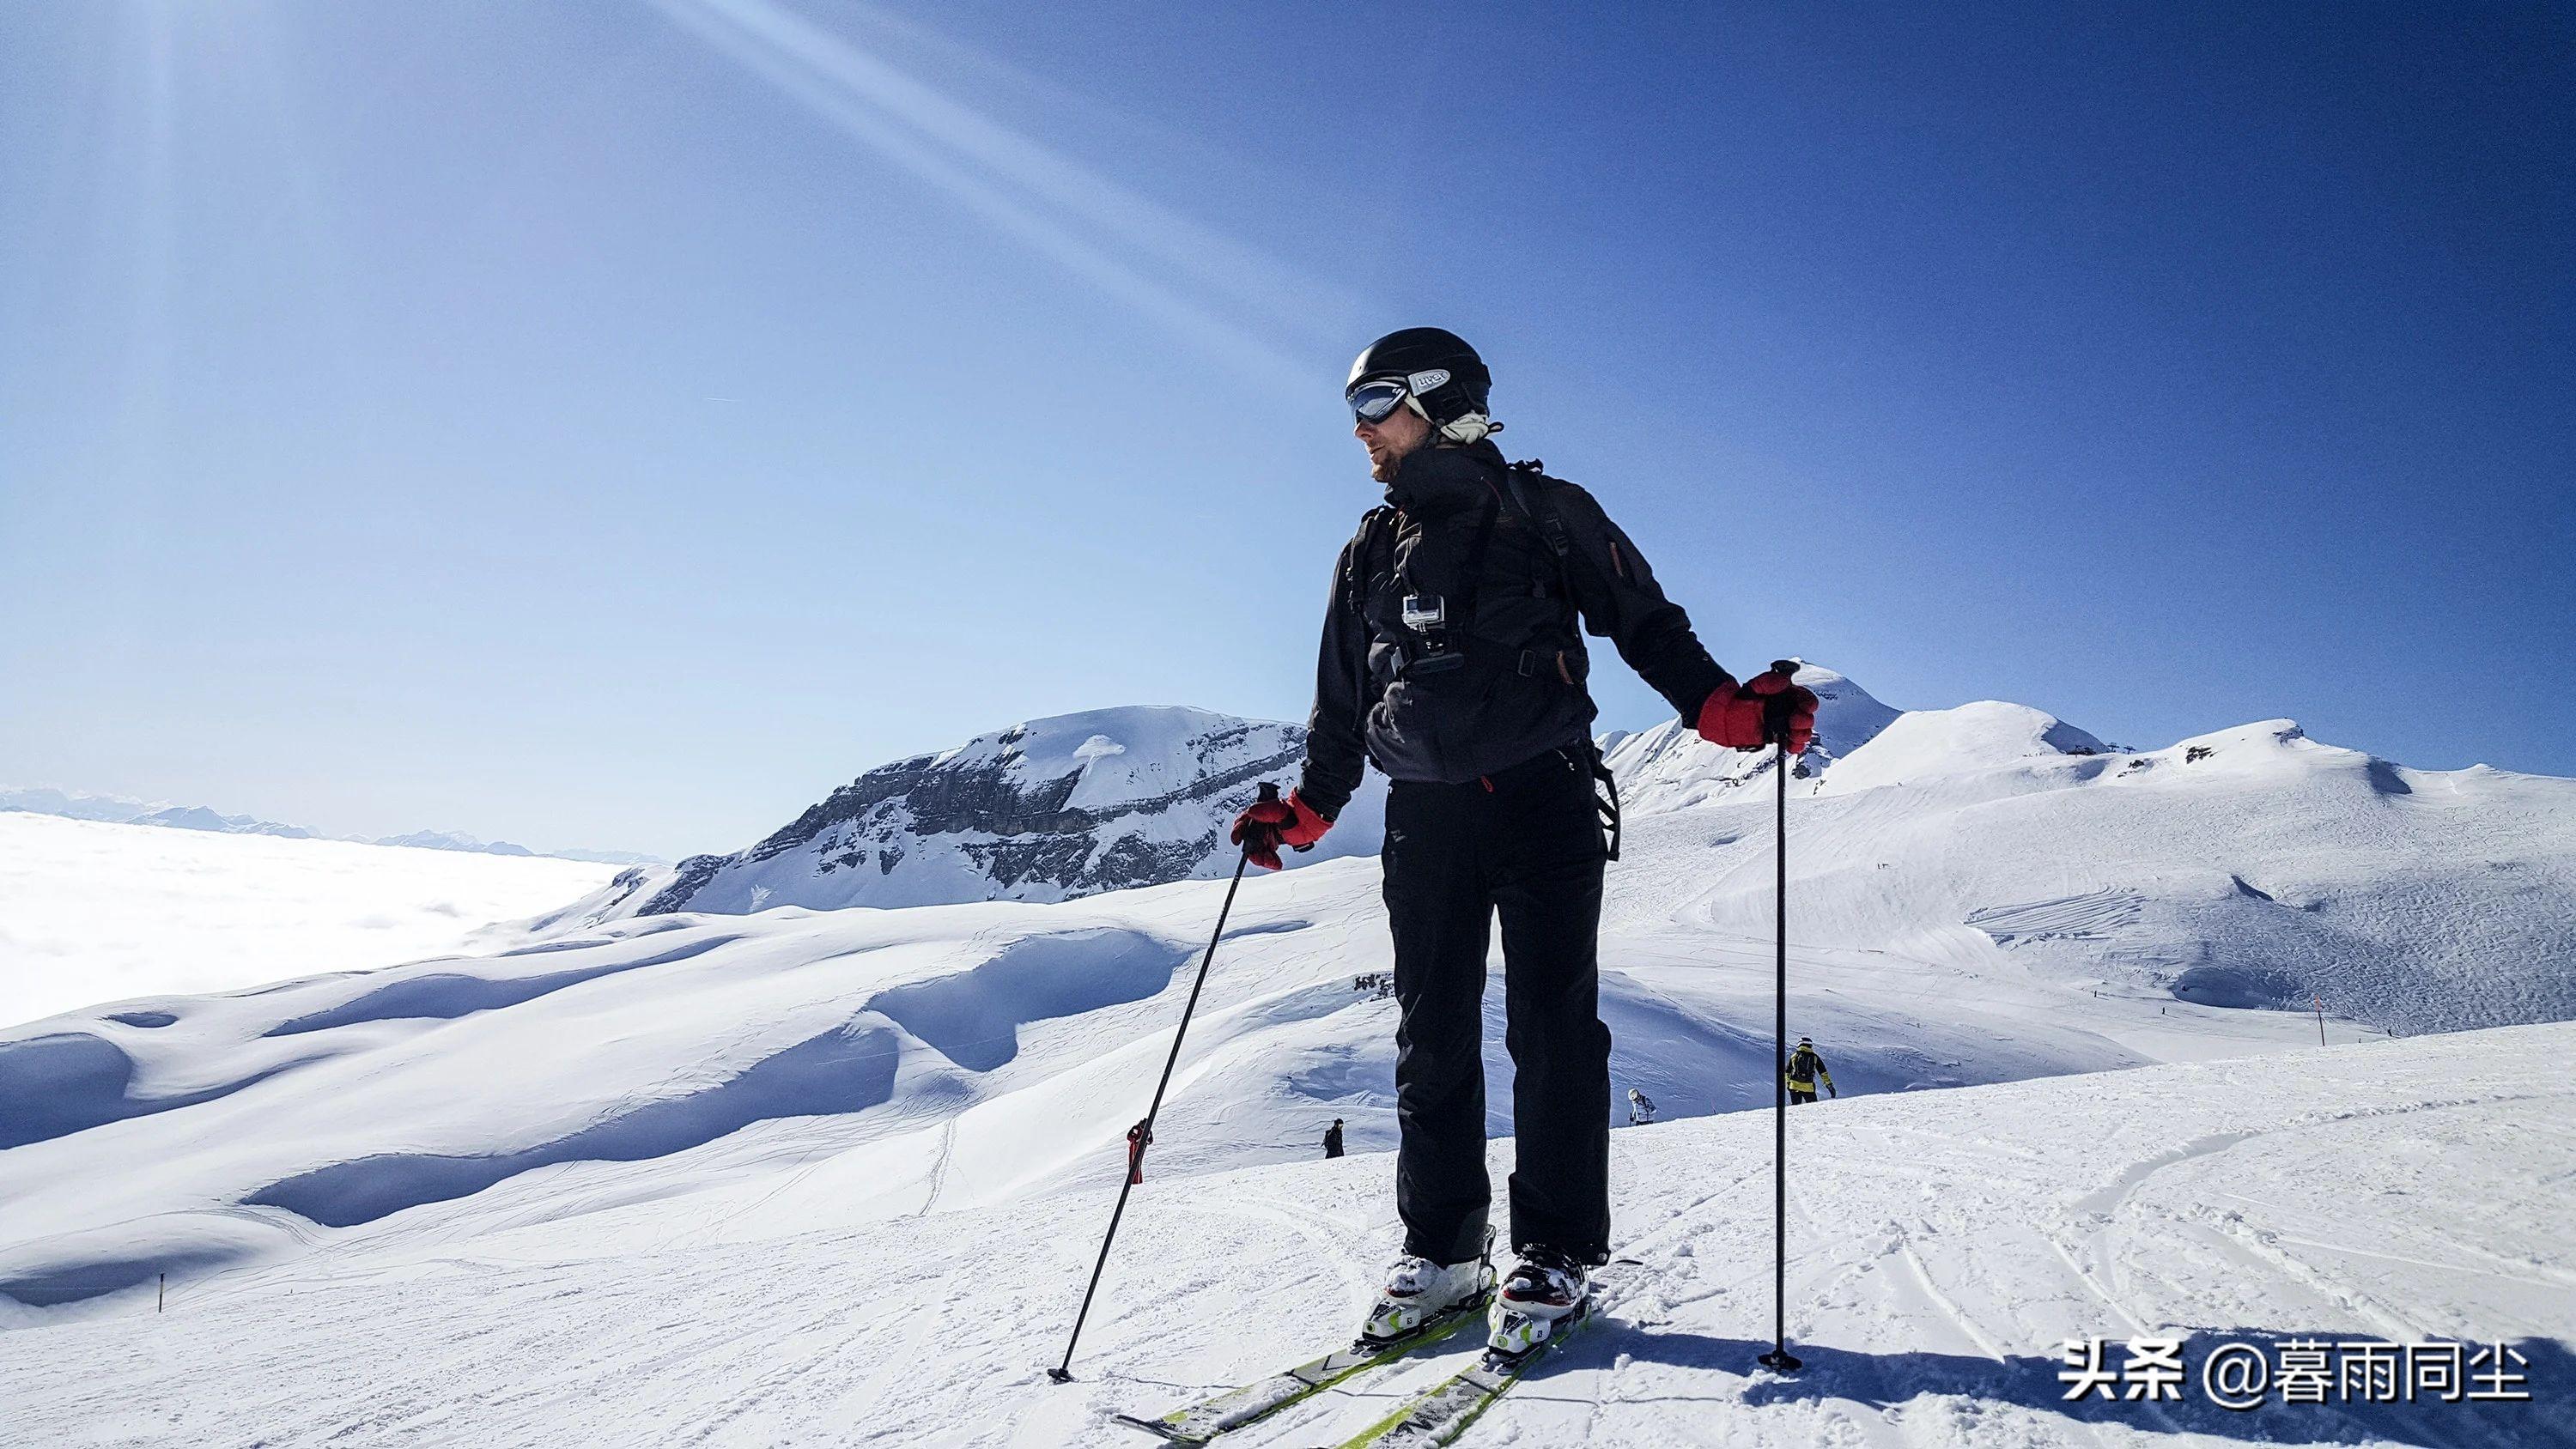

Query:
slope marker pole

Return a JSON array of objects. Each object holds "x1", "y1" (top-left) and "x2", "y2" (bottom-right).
[
  {"x1": 1757, "y1": 663, "x2": 1803, "y2": 1374},
  {"x1": 1049, "y1": 806, "x2": 1263, "y2": 1383}
]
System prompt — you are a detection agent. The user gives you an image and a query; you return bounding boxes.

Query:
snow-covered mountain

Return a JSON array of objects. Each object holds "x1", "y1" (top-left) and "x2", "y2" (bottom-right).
[
  {"x1": 131, "y1": 804, "x2": 313, "y2": 839},
  {"x1": 0, "y1": 788, "x2": 153, "y2": 824},
  {"x1": 545, "y1": 670, "x2": 1953, "y2": 929},
  {"x1": 1600, "y1": 664, "x2": 1913, "y2": 811},
  {"x1": 563, "y1": 706, "x2": 1390, "y2": 923},
  {"x1": 3, "y1": 789, "x2": 319, "y2": 840},
  {"x1": 373, "y1": 829, "x2": 538, "y2": 857},
  {"x1": 0, "y1": 787, "x2": 653, "y2": 865},
  {"x1": 532, "y1": 665, "x2": 2573, "y2": 1039}
]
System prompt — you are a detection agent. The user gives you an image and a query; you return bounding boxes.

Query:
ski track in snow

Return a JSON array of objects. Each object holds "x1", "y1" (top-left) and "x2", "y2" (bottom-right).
[{"x1": 2, "y1": 1031, "x2": 2570, "y2": 1446}]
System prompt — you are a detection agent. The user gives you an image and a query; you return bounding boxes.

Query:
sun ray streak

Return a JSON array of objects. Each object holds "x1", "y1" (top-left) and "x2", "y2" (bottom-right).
[{"x1": 653, "y1": 0, "x2": 1338, "y2": 390}]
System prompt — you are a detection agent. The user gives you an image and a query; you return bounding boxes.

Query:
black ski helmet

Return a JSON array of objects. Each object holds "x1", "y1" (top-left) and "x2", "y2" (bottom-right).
[{"x1": 1346, "y1": 327, "x2": 1492, "y2": 429}]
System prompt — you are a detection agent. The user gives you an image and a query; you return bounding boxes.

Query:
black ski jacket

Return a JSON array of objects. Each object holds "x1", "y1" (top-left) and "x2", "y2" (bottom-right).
[{"x1": 1295, "y1": 440, "x2": 1730, "y2": 819}]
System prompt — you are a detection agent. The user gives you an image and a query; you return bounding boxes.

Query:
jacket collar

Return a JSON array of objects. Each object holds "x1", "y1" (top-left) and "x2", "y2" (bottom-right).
[{"x1": 1383, "y1": 439, "x2": 1507, "y2": 517}]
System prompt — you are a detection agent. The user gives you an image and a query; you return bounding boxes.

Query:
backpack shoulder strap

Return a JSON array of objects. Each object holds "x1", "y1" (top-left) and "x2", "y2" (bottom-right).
[
  {"x1": 1501, "y1": 459, "x2": 1575, "y2": 566},
  {"x1": 1343, "y1": 506, "x2": 1397, "y2": 620}
]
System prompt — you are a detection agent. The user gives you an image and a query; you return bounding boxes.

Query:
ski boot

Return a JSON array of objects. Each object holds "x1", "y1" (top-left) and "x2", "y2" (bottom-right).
[
  {"x1": 1359, "y1": 1235, "x2": 1494, "y2": 1349},
  {"x1": 1486, "y1": 1246, "x2": 1589, "y2": 1361}
]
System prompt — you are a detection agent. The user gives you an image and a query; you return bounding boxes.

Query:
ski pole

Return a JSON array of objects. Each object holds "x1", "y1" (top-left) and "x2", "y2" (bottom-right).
[
  {"x1": 1756, "y1": 661, "x2": 1803, "y2": 1373},
  {"x1": 1048, "y1": 787, "x2": 1269, "y2": 1383}
]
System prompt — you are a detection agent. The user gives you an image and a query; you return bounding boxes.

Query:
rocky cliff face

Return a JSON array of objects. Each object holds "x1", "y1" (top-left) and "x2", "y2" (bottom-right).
[{"x1": 560, "y1": 706, "x2": 1387, "y2": 924}]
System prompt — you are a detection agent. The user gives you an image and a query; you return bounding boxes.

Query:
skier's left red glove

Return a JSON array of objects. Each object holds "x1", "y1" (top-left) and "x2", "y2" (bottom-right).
[{"x1": 1230, "y1": 788, "x2": 1332, "y2": 871}]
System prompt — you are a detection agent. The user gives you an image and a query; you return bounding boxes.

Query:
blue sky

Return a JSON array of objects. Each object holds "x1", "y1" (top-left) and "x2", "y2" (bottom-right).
[{"x1": 2, "y1": 2, "x2": 2567, "y2": 859}]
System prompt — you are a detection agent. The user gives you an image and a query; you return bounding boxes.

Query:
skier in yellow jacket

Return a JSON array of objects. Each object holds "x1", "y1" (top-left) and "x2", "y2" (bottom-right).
[{"x1": 1785, "y1": 1037, "x2": 1835, "y2": 1106}]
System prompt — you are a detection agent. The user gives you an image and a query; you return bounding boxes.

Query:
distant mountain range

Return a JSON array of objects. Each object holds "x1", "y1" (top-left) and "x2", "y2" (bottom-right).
[
  {"x1": 0, "y1": 788, "x2": 659, "y2": 866},
  {"x1": 545, "y1": 667, "x2": 2059, "y2": 927},
  {"x1": 535, "y1": 663, "x2": 2573, "y2": 1041}
]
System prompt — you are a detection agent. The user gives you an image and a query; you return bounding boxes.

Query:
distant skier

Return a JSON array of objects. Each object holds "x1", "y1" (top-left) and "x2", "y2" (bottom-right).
[
  {"x1": 1231, "y1": 327, "x2": 1814, "y2": 1353},
  {"x1": 1785, "y1": 1037, "x2": 1835, "y2": 1106},
  {"x1": 1125, "y1": 1119, "x2": 1152, "y2": 1185},
  {"x1": 1626, "y1": 1088, "x2": 1656, "y2": 1126},
  {"x1": 1324, "y1": 1119, "x2": 1346, "y2": 1159}
]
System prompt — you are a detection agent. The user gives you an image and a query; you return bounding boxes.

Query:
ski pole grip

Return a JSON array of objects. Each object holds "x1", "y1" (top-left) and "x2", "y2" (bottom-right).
[{"x1": 1760, "y1": 662, "x2": 1802, "y2": 746}]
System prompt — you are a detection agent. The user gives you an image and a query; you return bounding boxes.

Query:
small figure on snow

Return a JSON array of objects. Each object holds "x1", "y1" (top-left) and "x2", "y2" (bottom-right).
[
  {"x1": 1626, "y1": 1088, "x2": 1656, "y2": 1126},
  {"x1": 1124, "y1": 1119, "x2": 1152, "y2": 1185},
  {"x1": 1785, "y1": 1037, "x2": 1835, "y2": 1105},
  {"x1": 1324, "y1": 1119, "x2": 1346, "y2": 1159}
]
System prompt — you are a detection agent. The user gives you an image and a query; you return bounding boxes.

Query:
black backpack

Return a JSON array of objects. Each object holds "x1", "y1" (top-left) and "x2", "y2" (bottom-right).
[{"x1": 1340, "y1": 460, "x2": 1621, "y2": 859}]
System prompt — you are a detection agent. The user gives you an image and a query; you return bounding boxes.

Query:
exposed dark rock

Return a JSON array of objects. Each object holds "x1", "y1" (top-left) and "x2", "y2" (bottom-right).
[{"x1": 634, "y1": 710, "x2": 1312, "y2": 915}]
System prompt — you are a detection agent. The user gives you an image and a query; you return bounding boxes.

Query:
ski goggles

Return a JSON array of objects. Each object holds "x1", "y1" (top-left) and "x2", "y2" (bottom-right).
[
  {"x1": 1347, "y1": 367, "x2": 1455, "y2": 424},
  {"x1": 1345, "y1": 378, "x2": 1413, "y2": 424}
]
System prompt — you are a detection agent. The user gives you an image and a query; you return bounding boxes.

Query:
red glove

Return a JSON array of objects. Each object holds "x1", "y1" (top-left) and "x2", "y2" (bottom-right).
[
  {"x1": 1696, "y1": 664, "x2": 1819, "y2": 755},
  {"x1": 1230, "y1": 786, "x2": 1333, "y2": 871}
]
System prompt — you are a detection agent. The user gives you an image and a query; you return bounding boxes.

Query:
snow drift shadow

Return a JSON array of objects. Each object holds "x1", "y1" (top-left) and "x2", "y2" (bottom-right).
[
  {"x1": 241, "y1": 1024, "x2": 902, "y2": 1228},
  {"x1": 0, "y1": 1034, "x2": 308, "y2": 1152},
  {"x1": 263, "y1": 936, "x2": 741, "y2": 1037},
  {"x1": 103, "y1": 1009, "x2": 177, "y2": 1028},
  {"x1": 863, "y1": 929, "x2": 1188, "y2": 1072},
  {"x1": 0, "y1": 1247, "x2": 243, "y2": 1310},
  {"x1": 1613, "y1": 1329, "x2": 2568, "y2": 1446}
]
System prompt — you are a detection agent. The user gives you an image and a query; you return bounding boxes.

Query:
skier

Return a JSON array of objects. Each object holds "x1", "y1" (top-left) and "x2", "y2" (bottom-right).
[
  {"x1": 1324, "y1": 1119, "x2": 1346, "y2": 1159},
  {"x1": 1626, "y1": 1088, "x2": 1656, "y2": 1126},
  {"x1": 1785, "y1": 1037, "x2": 1835, "y2": 1105},
  {"x1": 1232, "y1": 327, "x2": 1815, "y2": 1352},
  {"x1": 1125, "y1": 1119, "x2": 1151, "y2": 1185}
]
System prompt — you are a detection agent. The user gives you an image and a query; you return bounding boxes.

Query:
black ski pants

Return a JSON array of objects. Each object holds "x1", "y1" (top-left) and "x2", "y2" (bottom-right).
[{"x1": 1383, "y1": 746, "x2": 1611, "y2": 1266}]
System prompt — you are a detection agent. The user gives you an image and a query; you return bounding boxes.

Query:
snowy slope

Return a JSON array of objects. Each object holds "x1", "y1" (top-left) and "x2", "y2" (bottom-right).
[
  {"x1": 1601, "y1": 664, "x2": 1909, "y2": 812},
  {"x1": 0, "y1": 813, "x2": 617, "y2": 1028},
  {"x1": 3, "y1": 683, "x2": 2566, "y2": 1306},
  {"x1": 0, "y1": 846, "x2": 2297, "y2": 1321},
  {"x1": 562, "y1": 706, "x2": 1388, "y2": 922},
  {"x1": 10, "y1": 709, "x2": 2570, "y2": 1330},
  {"x1": 3, "y1": 669, "x2": 2571, "y2": 1444},
  {"x1": 2, "y1": 1023, "x2": 2566, "y2": 1447}
]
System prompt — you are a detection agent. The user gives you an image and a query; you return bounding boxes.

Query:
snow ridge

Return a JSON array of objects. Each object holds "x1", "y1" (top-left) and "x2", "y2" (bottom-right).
[{"x1": 581, "y1": 706, "x2": 1388, "y2": 920}]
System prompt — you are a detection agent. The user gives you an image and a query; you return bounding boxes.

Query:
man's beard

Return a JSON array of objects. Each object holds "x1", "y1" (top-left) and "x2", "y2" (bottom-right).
[{"x1": 1367, "y1": 440, "x2": 1419, "y2": 482}]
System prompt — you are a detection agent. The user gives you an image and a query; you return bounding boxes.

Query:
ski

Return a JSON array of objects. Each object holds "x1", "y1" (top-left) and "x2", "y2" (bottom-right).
[
  {"x1": 1327, "y1": 1260, "x2": 1639, "y2": 1449},
  {"x1": 1112, "y1": 1295, "x2": 1490, "y2": 1445}
]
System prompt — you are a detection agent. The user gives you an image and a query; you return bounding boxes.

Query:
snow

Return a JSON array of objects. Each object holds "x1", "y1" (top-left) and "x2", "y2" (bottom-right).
[
  {"x1": 0, "y1": 813, "x2": 618, "y2": 1029},
  {"x1": 1, "y1": 1020, "x2": 2564, "y2": 1446},
  {"x1": 1603, "y1": 665, "x2": 1902, "y2": 815},
  {"x1": 1811, "y1": 698, "x2": 2107, "y2": 795},
  {"x1": 2, "y1": 675, "x2": 2570, "y2": 1445}
]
